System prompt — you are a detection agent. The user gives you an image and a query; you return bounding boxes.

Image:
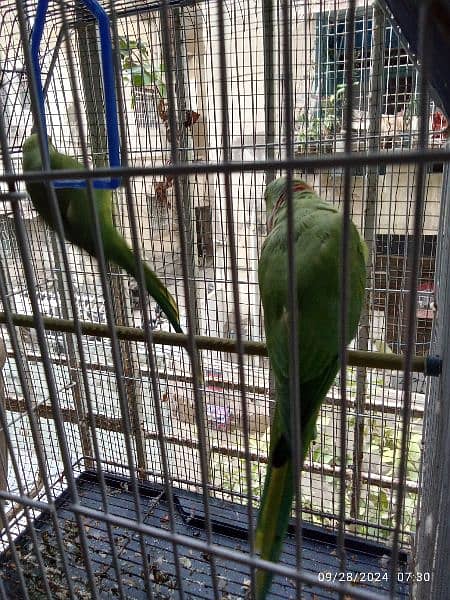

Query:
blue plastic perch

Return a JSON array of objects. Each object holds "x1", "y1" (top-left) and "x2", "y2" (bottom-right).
[{"x1": 31, "y1": 0, "x2": 121, "y2": 189}]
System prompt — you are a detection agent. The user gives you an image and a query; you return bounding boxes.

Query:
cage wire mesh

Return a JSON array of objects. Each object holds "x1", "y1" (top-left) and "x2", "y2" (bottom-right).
[{"x1": 0, "y1": 0, "x2": 447, "y2": 598}]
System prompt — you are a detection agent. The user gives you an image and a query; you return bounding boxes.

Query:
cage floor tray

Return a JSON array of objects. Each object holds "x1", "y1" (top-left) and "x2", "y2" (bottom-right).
[{"x1": 0, "y1": 471, "x2": 409, "y2": 599}]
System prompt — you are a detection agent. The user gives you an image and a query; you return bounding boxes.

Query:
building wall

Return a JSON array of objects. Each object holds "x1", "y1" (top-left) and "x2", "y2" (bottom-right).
[{"x1": 0, "y1": 1, "x2": 444, "y2": 352}]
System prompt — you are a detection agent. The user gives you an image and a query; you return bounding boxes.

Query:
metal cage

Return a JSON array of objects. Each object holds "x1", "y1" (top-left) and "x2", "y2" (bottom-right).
[{"x1": 0, "y1": 0, "x2": 448, "y2": 598}]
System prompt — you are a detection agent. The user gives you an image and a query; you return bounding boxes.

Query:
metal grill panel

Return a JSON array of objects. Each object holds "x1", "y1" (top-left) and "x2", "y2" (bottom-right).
[{"x1": 0, "y1": 0, "x2": 447, "y2": 598}]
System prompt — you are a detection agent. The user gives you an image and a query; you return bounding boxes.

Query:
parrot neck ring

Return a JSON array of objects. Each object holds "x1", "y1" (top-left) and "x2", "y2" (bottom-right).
[{"x1": 266, "y1": 180, "x2": 314, "y2": 232}]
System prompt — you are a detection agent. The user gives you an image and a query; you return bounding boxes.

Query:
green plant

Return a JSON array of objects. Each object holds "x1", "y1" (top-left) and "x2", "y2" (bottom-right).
[
  {"x1": 208, "y1": 368, "x2": 423, "y2": 546},
  {"x1": 296, "y1": 82, "x2": 360, "y2": 153},
  {"x1": 296, "y1": 83, "x2": 347, "y2": 150},
  {"x1": 118, "y1": 36, "x2": 166, "y2": 106}
]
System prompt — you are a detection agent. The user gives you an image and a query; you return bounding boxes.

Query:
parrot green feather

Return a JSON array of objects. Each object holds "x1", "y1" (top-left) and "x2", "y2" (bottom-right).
[
  {"x1": 255, "y1": 177, "x2": 367, "y2": 599},
  {"x1": 22, "y1": 133, "x2": 182, "y2": 333}
]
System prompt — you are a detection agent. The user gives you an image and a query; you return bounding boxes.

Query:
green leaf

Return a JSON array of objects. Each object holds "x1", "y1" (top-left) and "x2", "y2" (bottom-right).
[
  {"x1": 157, "y1": 82, "x2": 167, "y2": 98},
  {"x1": 122, "y1": 57, "x2": 134, "y2": 69},
  {"x1": 322, "y1": 453, "x2": 334, "y2": 465},
  {"x1": 382, "y1": 447, "x2": 394, "y2": 463},
  {"x1": 131, "y1": 73, "x2": 143, "y2": 87},
  {"x1": 379, "y1": 490, "x2": 389, "y2": 512},
  {"x1": 118, "y1": 37, "x2": 129, "y2": 50},
  {"x1": 144, "y1": 69, "x2": 157, "y2": 83},
  {"x1": 312, "y1": 447, "x2": 321, "y2": 462}
]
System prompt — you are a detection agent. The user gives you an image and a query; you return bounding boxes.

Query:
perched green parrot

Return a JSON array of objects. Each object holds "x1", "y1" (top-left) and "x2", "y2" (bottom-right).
[
  {"x1": 255, "y1": 177, "x2": 367, "y2": 598},
  {"x1": 22, "y1": 133, "x2": 182, "y2": 333}
]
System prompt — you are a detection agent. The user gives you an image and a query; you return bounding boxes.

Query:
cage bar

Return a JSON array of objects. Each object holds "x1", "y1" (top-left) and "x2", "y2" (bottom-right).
[{"x1": 0, "y1": 1, "x2": 448, "y2": 598}]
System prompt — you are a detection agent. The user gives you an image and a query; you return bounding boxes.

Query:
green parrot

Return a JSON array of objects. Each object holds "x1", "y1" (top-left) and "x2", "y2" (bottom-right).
[
  {"x1": 22, "y1": 133, "x2": 182, "y2": 333},
  {"x1": 255, "y1": 177, "x2": 367, "y2": 598}
]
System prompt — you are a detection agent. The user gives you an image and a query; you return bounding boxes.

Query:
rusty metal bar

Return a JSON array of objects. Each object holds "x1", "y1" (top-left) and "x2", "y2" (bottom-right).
[{"x1": 0, "y1": 311, "x2": 440, "y2": 374}]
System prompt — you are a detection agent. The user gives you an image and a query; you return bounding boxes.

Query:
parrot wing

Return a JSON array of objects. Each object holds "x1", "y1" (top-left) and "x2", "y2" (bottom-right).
[
  {"x1": 22, "y1": 136, "x2": 76, "y2": 228},
  {"x1": 258, "y1": 202, "x2": 346, "y2": 437}
]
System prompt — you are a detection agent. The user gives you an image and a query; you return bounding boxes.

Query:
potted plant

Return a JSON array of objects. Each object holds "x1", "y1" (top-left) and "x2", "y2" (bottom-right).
[
  {"x1": 296, "y1": 83, "x2": 347, "y2": 159},
  {"x1": 118, "y1": 36, "x2": 166, "y2": 108}
]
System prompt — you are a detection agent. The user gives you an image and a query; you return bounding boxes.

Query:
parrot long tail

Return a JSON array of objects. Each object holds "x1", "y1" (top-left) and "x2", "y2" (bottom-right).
[
  {"x1": 255, "y1": 390, "x2": 295, "y2": 600},
  {"x1": 255, "y1": 442, "x2": 293, "y2": 600},
  {"x1": 103, "y1": 229, "x2": 183, "y2": 333},
  {"x1": 254, "y1": 360, "x2": 341, "y2": 599}
]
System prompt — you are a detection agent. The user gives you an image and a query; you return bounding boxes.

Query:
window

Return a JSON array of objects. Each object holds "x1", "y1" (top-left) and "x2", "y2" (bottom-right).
[
  {"x1": 318, "y1": 9, "x2": 415, "y2": 116},
  {"x1": 133, "y1": 87, "x2": 158, "y2": 130},
  {"x1": 195, "y1": 206, "x2": 213, "y2": 264},
  {"x1": 374, "y1": 234, "x2": 436, "y2": 356}
]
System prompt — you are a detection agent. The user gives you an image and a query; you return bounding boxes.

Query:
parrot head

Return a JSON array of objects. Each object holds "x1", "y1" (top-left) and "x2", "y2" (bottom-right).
[
  {"x1": 23, "y1": 133, "x2": 56, "y2": 155},
  {"x1": 265, "y1": 176, "x2": 313, "y2": 231},
  {"x1": 23, "y1": 133, "x2": 56, "y2": 172},
  {"x1": 22, "y1": 132, "x2": 40, "y2": 154}
]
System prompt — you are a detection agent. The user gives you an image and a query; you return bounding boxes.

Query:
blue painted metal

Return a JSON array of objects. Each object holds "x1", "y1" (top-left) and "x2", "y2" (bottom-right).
[{"x1": 31, "y1": 0, "x2": 121, "y2": 189}]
